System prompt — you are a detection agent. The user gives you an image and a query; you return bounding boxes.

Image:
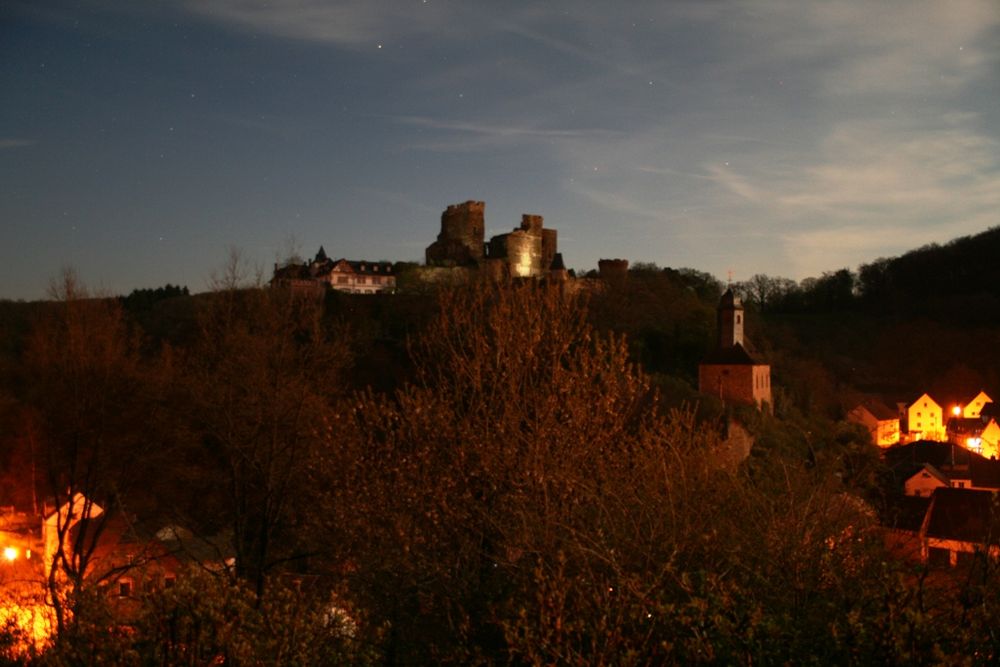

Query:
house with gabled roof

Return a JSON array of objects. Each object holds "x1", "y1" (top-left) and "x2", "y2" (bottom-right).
[
  {"x1": 847, "y1": 398, "x2": 900, "y2": 447},
  {"x1": 948, "y1": 417, "x2": 1000, "y2": 459},
  {"x1": 919, "y1": 487, "x2": 1000, "y2": 567},
  {"x1": 272, "y1": 247, "x2": 396, "y2": 295},
  {"x1": 904, "y1": 393, "x2": 945, "y2": 442},
  {"x1": 963, "y1": 390, "x2": 993, "y2": 418},
  {"x1": 904, "y1": 463, "x2": 951, "y2": 497}
]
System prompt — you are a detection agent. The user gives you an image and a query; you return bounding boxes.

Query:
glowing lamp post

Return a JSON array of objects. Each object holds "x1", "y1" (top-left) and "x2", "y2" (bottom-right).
[
  {"x1": 952, "y1": 405, "x2": 962, "y2": 417},
  {"x1": 3, "y1": 547, "x2": 17, "y2": 562}
]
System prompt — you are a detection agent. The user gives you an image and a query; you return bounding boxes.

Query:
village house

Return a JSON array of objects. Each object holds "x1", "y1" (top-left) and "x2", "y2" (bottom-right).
[
  {"x1": 885, "y1": 484, "x2": 1000, "y2": 569},
  {"x1": 901, "y1": 393, "x2": 945, "y2": 442},
  {"x1": 904, "y1": 463, "x2": 952, "y2": 497},
  {"x1": 962, "y1": 391, "x2": 993, "y2": 418},
  {"x1": 918, "y1": 487, "x2": 999, "y2": 567},
  {"x1": 0, "y1": 494, "x2": 232, "y2": 649},
  {"x1": 271, "y1": 247, "x2": 396, "y2": 295},
  {"x1": 947, "y1": 417, "x2": 1000, "y2": 459},
  {"x1": 887, "y1": 440, "x2": 1000, "y2": 497},
  {"x1": 847, "y1": 398, "x2": 900, "y2": 447}
]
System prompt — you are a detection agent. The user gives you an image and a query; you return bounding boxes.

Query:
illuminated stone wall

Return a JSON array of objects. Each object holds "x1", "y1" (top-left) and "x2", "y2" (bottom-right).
[
  {"x1": 428, "y1": 202, "x2": 560, "y2": 279},
  {"x1": 486, "y1": 213, "x2": 548, "y2": 278}
]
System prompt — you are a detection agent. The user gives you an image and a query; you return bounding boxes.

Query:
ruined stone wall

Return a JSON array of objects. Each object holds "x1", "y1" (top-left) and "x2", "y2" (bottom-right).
[
  {"x1": 426, "y1": 200, "x2": 485, "y2": 266},
  {"x1": 520, "y1": 214, "x2": 544, "y2": 235},
  {"x1": 427, "y1": 201, "x2": 561, "y2": 279},
  {"x1": 503, "y1": 230, "x2": 542, "y2": 278},
  {"x1": 541, "y1": 228, "x2": 557, "y2": 270},
  {"x1": 598, "y1": 259, "x2": 629, "y2": 281}
]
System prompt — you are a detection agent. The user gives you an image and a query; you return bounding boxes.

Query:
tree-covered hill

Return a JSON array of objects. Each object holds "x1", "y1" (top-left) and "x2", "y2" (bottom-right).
[{"x1": 736, "y1": 225, "x2": 1000, "y2": 416}]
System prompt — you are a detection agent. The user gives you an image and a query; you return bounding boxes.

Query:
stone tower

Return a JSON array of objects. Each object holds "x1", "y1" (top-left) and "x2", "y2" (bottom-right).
[{"x1": 425, "y1": 200, "x2": 486, "y2": 266}]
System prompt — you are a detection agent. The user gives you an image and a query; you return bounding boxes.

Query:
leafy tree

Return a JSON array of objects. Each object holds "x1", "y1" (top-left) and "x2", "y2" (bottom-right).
[{"x1": 324, "y1": 281, "x2": 667, "y2": 662}]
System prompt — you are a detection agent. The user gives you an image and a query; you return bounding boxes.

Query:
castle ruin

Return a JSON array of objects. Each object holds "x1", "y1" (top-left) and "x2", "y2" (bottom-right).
[{"x1": 425, "y1": 201, "x2": 564, "y2": 280}]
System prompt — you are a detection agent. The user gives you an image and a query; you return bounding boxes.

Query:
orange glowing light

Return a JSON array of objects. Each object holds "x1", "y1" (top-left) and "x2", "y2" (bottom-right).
[
  {"x1": 0, "y1": 603, "x2": 55, "y2": 654},
  {"x1": 3, "y1": 547, "x2": 17, "y2": 561},
  {"x1": 953, "y1": 406, "x2": 962, "y2": 416}
]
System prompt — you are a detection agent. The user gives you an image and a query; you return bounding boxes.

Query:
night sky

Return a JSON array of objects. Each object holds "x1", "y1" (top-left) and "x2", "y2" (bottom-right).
[{"x1": 3, "y1": 1, "x2": 999, "y2": 299}]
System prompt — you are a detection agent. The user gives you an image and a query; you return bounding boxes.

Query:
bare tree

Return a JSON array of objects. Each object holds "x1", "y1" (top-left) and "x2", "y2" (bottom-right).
[
  {"x1": 22, "y1": 270, "x2": 155, "y2": 633},
  {"x1": 180, "y1": 280, "x2": 350, "y2": 600}
]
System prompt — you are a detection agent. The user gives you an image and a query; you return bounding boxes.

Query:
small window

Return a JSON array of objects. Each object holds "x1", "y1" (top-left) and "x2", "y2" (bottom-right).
[{"x1": 119, "y1": 580, "x2": 132, "y2": 597}]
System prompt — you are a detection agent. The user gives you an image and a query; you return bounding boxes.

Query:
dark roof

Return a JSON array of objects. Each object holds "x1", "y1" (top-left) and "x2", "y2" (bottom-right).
[
  {"x1": 884, "y1": 440, "x2": 985, "y2": 471},
  {"x1": 970, "y1": 457, "x2": 1000, "y2": 489},
  {"x1": 718, "y1": 288, "x2": 742, "y2": 308},
  {"x1": 908, "y1": 463, "x2": 951, "y2": 486},
  {"x1": 272, "y1": 264, "x2": 311, "y2": 281},
  {"x1": 948, "y1": 417, "x2": 989, "y2": 435},
  {"x1": 852, "y1": 397, "x2": 898, "y2": 421},
  {"x1": 315, "y1": 246, "x2": 328, "y2": 262},
  {"x1": 343, "y1": 260, "x2": 393, "y2": 275},
  {"x1": 924, "y1": 487, "x2": 998, "y2": 544},
  {"x1": 701, "y1": 342, "x2": 762, "y2": 365},
  {"x1": 550, "y1": 252, "x2": 566, "y2": 271},
  {"x1": 981, "y1": 403, "x2": 999, "y2": 420},
  {"x1": 884, "y1": 495, "x2": 932, "y2": 532}
]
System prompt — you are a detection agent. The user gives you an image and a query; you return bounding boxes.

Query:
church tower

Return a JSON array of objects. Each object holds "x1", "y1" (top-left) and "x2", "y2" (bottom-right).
[
  {"x1": 699, "y1": 288, "x2": 772, "y2": 412},
  {"x1": 718, "y1": 288, "x2": 744, "y2": 348}
]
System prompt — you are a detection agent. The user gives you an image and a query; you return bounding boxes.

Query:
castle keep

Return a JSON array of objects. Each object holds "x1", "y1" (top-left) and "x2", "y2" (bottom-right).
[{"x1": 425, "y1": 201, "x2": 564, "y2": 280}]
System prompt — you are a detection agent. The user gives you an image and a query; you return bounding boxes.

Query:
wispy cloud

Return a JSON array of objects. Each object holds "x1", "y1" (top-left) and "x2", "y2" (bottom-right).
[
  {"x1": 392, "y1": 115, "x2": 619, "y2": 153},
  {"x1": 0, "y1": 139, "x2": 34, "y2": 149},
  {"x1": 731, "y1": 0, "x2": 1000, "y2": 97},
  {"x1": 183, "y1": 0, "x2": 1000, "y2": 279},
  {"x1": 185, "y1": 0, "x2": 453, "y2": 47}
]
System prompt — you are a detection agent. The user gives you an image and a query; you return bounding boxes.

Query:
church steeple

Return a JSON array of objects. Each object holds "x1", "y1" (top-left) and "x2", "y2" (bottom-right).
[{"x1": 717, "y1": 288, "x2": 744, "y2": 348}]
